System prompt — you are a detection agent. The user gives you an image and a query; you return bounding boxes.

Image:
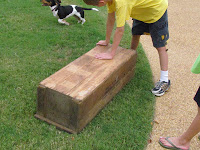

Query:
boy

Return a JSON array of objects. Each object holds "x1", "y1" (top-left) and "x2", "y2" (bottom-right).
[{"x1": 83, "y1": 0, "x2": 170, "y2": 96}]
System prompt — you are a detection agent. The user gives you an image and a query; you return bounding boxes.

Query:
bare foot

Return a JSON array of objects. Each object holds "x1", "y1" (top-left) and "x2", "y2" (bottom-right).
[
  {"x1": 96, "y1": 40, "x2": 108, "y2": 46},
  {"x1": 159, "y1": 137, "x2": 190, "y2": 150}
]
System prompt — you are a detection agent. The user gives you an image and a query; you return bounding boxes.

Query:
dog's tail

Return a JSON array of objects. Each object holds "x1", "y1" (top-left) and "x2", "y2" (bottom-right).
[{"x1": 81, "y1": 8, "x2": 99, "y2": 11}]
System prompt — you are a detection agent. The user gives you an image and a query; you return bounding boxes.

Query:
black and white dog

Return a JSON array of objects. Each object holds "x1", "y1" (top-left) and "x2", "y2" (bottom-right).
[{"x1": 41, "y1": 0, "x2": 99, "y2": 25}]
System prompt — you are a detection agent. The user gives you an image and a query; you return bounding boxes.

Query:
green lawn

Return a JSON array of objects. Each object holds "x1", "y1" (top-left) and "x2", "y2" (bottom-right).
[{"x1": 0, "y1": 0, "x2": 155, "y2": 149}]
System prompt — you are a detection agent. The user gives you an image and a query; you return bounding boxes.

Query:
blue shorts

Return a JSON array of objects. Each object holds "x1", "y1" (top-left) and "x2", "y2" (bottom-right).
[
  {"x1": 194, "y1": 86, "x2": 200, "y2": 108},
  {"x1": 132, "y1": 10, "x2": 169, "y2": 48}
]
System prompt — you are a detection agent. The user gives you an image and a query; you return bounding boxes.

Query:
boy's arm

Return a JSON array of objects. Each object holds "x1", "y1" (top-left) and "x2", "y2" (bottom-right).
[
  {"x1": 110, "y1": 26, "x2": 124, "y2": 56},
  {"x1": 97, "y1": 12, "x2": 115, "y2": 46},
  {"x1": 95, "y1": 26, "x2": 124, "y2": 60}
]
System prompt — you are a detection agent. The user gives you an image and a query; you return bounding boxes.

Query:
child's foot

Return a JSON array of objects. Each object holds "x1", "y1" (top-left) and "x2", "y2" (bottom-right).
[
  {"x1": 159, "y1": 137, "x2": 190, "y2": 150},
  {"x1": 152, "y1": 80, "x2": 170, "y2": 96}
]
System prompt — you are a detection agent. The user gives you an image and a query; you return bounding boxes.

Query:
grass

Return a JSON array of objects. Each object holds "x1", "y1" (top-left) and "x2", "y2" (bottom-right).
[{"x1": 0, "y1": 0, "x2": 155, "y2": 149}]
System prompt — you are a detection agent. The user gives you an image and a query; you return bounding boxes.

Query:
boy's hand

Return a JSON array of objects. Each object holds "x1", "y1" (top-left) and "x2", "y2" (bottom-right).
[
  {"x1": 96, "y1": 40, "x2": 108, "y2": 46},
  {"x1": 95, "y1": 52, "x2": 114, "y2": 60}
]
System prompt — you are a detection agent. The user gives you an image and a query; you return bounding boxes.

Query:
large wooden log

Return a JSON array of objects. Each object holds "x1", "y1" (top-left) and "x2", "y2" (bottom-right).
[{"x1": 34, "y1": 45, "x2": 137, "y2": 133}]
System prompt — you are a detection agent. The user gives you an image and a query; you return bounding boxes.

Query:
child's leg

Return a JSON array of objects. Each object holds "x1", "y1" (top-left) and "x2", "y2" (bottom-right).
[
  {"x1": 131, "y1": 18, "x2": 147, "y2": 50},
  {"x1": 131, "y1": 35, "x2": 141, "y2": 50},
  {"x1": 178, "y1": 106, "x2": 200, "y2": 144},
  {"x1": 151, "y1": 46, "x2": 170, "y2": 96},
  {"x1": 159, "y1": 107, "x2": 200, "y2": 149},
  {"x1": 150, "y1": 10, "x2": 170, "y2": 96},
  {"x1": 156, "y1": 46, "x2": 168, "y2": 71}
]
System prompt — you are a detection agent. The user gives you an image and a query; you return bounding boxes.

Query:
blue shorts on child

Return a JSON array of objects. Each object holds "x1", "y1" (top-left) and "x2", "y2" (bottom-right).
[
  {"x1": 132, "y1": 10, "x2": 169, "y2": 48},
  {"x1": 194, "y1": 86, "x2": 200, "y2": 108}
]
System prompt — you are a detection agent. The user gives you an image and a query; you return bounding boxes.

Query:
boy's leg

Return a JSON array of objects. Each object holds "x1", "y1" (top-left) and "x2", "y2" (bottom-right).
[
  {"x1": 156, "y1": 46, "x2": 168, "y2": 71},
  {"x1": 131, "y1": 19, "x2": 148, "y2": 50},
  {"x1": 152, "y1": 46, "x2": 170, "y2": 96},
  {"x1": 150, "y1": 10, "x2": 170, "y2": 96},
  {"x1": 131, "y1": 35, "x2": 141, "y2": 50},
  {"x1": 151, "y1": 46, "x2": 170, "y2": 96}
]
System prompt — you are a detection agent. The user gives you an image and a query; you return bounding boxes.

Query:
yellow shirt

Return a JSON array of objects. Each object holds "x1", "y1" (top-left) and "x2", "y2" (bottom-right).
[{"x1": 107, "y1": 0, "x2": 168, "y2": 27}]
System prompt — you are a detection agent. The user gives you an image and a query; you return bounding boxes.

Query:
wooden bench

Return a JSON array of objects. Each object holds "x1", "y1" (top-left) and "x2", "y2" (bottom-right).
[{"x1": 34, "y1": 45, "x2": 137, "y2": 133}]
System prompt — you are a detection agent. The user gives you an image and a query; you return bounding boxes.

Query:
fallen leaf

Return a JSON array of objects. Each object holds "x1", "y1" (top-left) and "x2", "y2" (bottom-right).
[{"x1": 153, "y1": 120, "x2": 159, "y2": 124}]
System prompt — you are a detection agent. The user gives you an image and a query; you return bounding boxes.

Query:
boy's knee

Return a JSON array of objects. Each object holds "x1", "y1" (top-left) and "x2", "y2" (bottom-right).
[
  {"x1": 132, "y1": 35, "x2": 140, "y2": 39},
  {"x1": 132, "y1": 35, "x2": 141, "y2": 43},
  {"x1": 156, "y1": 47, "x2": 167, "y2": 52}
]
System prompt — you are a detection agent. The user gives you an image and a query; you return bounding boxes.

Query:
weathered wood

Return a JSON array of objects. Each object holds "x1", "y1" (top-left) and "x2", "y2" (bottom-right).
[{"x1": 35, "y1": 44, "x2": 137, "y2": 133}]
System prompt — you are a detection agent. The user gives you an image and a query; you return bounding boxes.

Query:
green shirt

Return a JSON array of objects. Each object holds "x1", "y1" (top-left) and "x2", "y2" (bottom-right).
[{"x1": 191, "y1": 54, "x2": 200, "y2": 74}]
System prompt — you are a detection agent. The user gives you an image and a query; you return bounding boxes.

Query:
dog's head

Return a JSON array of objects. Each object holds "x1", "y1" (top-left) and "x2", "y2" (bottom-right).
[{"x1": 41, "y1": 0, "x2": 61, "y2": 6}]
